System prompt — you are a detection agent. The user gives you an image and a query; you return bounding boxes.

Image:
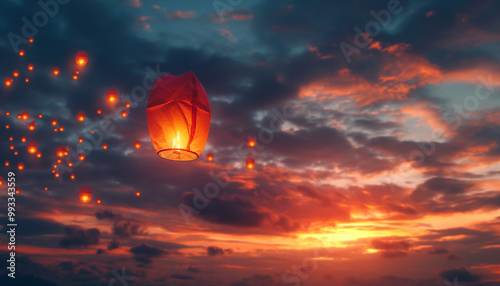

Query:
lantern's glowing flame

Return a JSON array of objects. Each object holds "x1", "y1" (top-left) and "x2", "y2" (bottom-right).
[
  {"x1": 81, "y1": 195, "x2": 89, "y2": 202},
  {"x1": 172, "y1": 131, "x2": 183, "y2": 149}
]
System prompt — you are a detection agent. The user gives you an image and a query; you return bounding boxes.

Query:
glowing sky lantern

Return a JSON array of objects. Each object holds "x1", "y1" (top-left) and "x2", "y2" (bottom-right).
[
  {"x1": 27, "y1": 141, "x2": 38, "y2": 154},
  {"x1": 36, "y1": 152, "x2": 42, "y2": 158},
  {"x1": 57, "y1": 146, "x2": 68, "y2": 157},
  {"x1": 59, "y1": 125, "x2": 64, "y2": 132},
  {"x1": 14, "y1": 151, "x2": 18, "y2": 156},
  {"x1": 107, "y1": 89, "x2": 117, "y2": 103},
  {"x1": 5, "y1": 78, "x2": 12, "y2": 86},
  {"x1": 97, "y1": 109, "x2": 102, "y2": 114},
  {"x1": 134, "y1": 141, "x2": 141, "y2": 149},
  {"x1": 52, "y1": 68, "x2": 59, "y2": 75},
  {"x1": 6, "y1": 125, "x2": 10, "y2": 129},
  {"x1": 77, "y1": 111, "x2": 85, "y2": 122},
  {"x1": 0, "y1": 177, "x2": 2, "y2": 186},
  {"x1": 28, "y1": 64, "x2": 34, "y2": 71},
  {"x1": 75, "y1": 51, "x2": 88, "y2": 67},
  {"x1": 9, "y1": 145, "x2": 14, "y2": 150},
  {"x1": 25, "y1": 78, "x2": 29, "y2": 83},
  {"x1": 51, "y1": 119, "x2": 57, "y2": 126},
  {"x1": 135, "y1": 190, "x2": 141, "y2": 196},
  {"x1": 147, "y1": 72, "x2": 211, "y2": 161},
  {"x1": 38, "y1": 114, "x2": 42, "y2": 118},
  {"x1": 13, "y1": 71, "x2": 19, "y2": 77},
  {"x1": 247, "y1": 136, "x2": 256, "y2": 147},
  {"x1": 28, "y1": 121, "x2": 36, "y2": 130},
  {"x1": 22, "y1": 112, "x2": 29, "y2": 120},
  {"x1": 19, "y1": 49, "x2": 24, "y2": 56},
  {"x1": 79, "y1": 153, "x2": 85, "y2": 161},
  {"x1": 18, "y1": 162, "x2": 25, "y2": 170},
  {"x1": 29, "y1": 38, "x2": 34, "y2": 43},
  {"x1": 72, "y1": 73, "x2": 78, "y2": 80},
  {"x1": 125, "y1": 102, "x2": 131, "y2": 108},
  {"x1": 102, "y1": 143, "x2": 108, "y2": 150},
  {"x1": 9, "y1": 137, "x2": 13, "y2": 141},
  {"x1": 21, "y1": 136, "x2": 26, "y2": 142},
  {"x1": 121, "y1": 110, "x2": 128, "y2": 117},
  {"x1": 70, "y1": 174, "x2": 75, "y2": 180},
  {"x1": 96, "y1": 198, "x2": 101, "y2": 204},
  {"x1": 207, "y1": 153, "x2": 214, "y2": 161},
  {"x1": 246, "y1": 157, "x2": 255, "y2": 169},
  {"x1": 5, "y1": 111, "x2": 10, "y2": 116},
  {"x1": 79, "y1": 186, "x2": 92, "y2": 203},
  {"x1": 5, "y1": 161, "x2": 9, "y2": 166},
  {"x1": 78, "y1": 137, "x2": 83, "y2": 143}
]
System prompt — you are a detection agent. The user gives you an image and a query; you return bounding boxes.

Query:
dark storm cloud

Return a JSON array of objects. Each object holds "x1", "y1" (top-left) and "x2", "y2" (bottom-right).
[
  {"x1": 58, "y1": 225, "x2": 100, "y2": 248},
  {"x1": 187, "y1": 266, "x2": 201, "y2": 273},
  {"x1": 13, "y1": 217, "x2": 65, "y2": 236},
  {"x1": 107, "y1": 238, "x2": 120, "y2": 250},
  {"x1": 181, "y1": 193, "x2": 269, "y2": 227},
  {"x1": 129, "y1": 243, "x2": 167, "y2": 265},
  {"x1": 439, "y1": 266, "x2": 482, "y2": 283},
  {"x1": 170, "y1": 273, "x2": 194, "y2": 280},
  {"x1": 95, "y1": 210, "x2": 146, "y2": 238},
  {"x1": 207, "y1": 246, "x2": 232, "y2": 256}
]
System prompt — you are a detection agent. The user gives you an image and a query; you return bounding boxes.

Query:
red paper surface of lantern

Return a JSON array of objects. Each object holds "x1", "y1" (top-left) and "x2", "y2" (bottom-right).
[
  {"x1": 75, "y1": 51, "x2": 88, "y2": 67},
  {"x1": 246, "y1": 158, "x2": 255, "y2": 169},
  {"x1": 147, "y1": 72, "x2": 211, "y2": 161},
  {"x1": 79, "y1": 186, "x2": 92, "y2": 203}
]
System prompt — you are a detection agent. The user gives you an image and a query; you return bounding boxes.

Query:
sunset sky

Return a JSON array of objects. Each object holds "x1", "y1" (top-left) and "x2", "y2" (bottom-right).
[{"x1": 1, "y1": 0, "x2": 500, "y2": 285}]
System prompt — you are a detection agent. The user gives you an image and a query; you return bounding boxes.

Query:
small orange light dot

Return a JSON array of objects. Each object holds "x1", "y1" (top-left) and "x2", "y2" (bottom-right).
[
  {"x1": 73, "y1": 74, "x2": 78, "y2": 80},
  {"x1": 13, "y1": 71, "x2": 19, "y2": 77},
  {"x1": 135, "y1": 141, "x2": 141, "y2": 149},
  {"x1": 25, "y1": 78, "x2": 29, "y2": 82},
  {"x1": 5, "y1": 161, "x2": 9, "y2": 166},
  {"x1": 97, "y1": 199, "x2": 101, "y2": 204},
  {"x1": 78, "y1": 137, "x2": 83, "y2": 143},
  {"x1": 18, "y1": 162, "x2": 25, "y2": 170},
  {"x1": 97, "y1": 109, "x2": 102, "y2": 114},
  {"x1": 38, "y1": 114, "x2": 42, "y2": 118},
  {"x1": 36, "y1": 152, "x2": 42, "y2": 158},
  {"x1": 136, "y1": 190, "x2": 141, "y2": 196},
  {"x1": 59, "y1": 126, "x2": 64, "y2": 132},
  {"x1": 79, "y1": 154, "x2": 85, "y2": 161},
  {"x1": 29, "y1": 38, "x2": 34, "y2": 43},
  {"x1": 21, "y1": 137, "x2": 26, "y2": 142},
  {"x1": 68, "y1": 161, "x2": 73, "y2": 167},
  {"x1": 125, "y1": 102, "x2": 131, "y2": 108},
  {"x1": 6, "y1": 125, "x2": 10, "y2": 129},
  {"x1": 102, "y1": 144, "x2": 108, "y2": 150},
  {"x1": 28, "y1": 64, "x2": 34, "y2": 71},
  {"x1": 9, "y1": 137, "x2": 13, "y2": 141},
  {"x1": 19, "y1": 49, "x2": 25, "y2": 56},
  {"x1": 70, "y1": 174, "x2": 75, "y2": 180},
  {"x1": 53, "y1": 68, "x2": 59, "y2": 75},
  {"x1": 121, "y1": 110, "x2": 128, "y2": 117}
]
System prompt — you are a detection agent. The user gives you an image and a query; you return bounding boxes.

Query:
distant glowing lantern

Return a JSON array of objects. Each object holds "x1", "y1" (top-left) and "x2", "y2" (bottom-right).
[
  {"x1": 9, "y1": 145, "x2": 14, "y2": 150},
  {"x1": 107, "y1": 89, "x2": 117, "y2": 103},
  {"x1": 25, "y1": 78, "x2": 29, "y2": 82},
  {"x1": 70, "y1": 174, "x2": 75, "y2": 180},
  {"x1": 135, "y1": 190, "x2": 141, "y2": 196},
  {"x1": 51, "y1": 119, "x2": 57, "y2": 126},
  {"x1": 78, "y1": 137, "x2": 83, "y2": 143},
  {"x1": 75, "y1": 70, "x2": 79, "y2": 75},
  {"x1": 15, "y1": 189, "x2": 19, "y2": 194},
  {"x1": 134, "y1": 141, "x2": 141, "y2": 149},
  {"x1": 28, "y1": 121, "x2": 36, "y2": 130},
  {"x1": 5, "y1": 161, "x2": 9, "y2": 166},
  {"x1": 18, "y1": 162, "x2": 25, "y2": 170},
  {"x1": 79, "y1": 186, "x2": 92, "y2": 203},
  {"x1": 147, "y1": 72, "x2": 211, "y2": 161},
  {"x1": 9, "y1": 137, "x2": 13, "y2": 141},
  {"x1": 21, "y1": 111, "x2": 29, "y2": 120},
  {"x1": 247, "y1": 136, "x2": 256, "y2": 147},
  {"x1": 72, "y1": 74, "x2": 78, "y2": 80},
  {"x1": 29, "y1": 38, "x2": 34, "y2": 43},
  {"x1": 13, "y1": 71, "x2": 19, "y2": 77},
  {"x1": 77, "y1": 111, "x2": 85, "y2": 122},
  {"x1": 21, "y1": 137, "x2": 26, "y2": 142},
  {"x1": 27, "y1": 141, "x2": 38, "y2": 154},
  {"x1": 246, "y1": 158, "x2": 255, "y2": 169},
  {"x1": 54, "y1": 173, "x2": 60, "y2": 178},
  {"x1": 14, "y1": 151, "x2": 18, "y2": 156},
  {"x1": 102, "y1": 143, "x2": 108, "y2": 150},
  {"x1": 79, "y1": 153, "x2": 85, "y2": 161},
  {"x1": 53, "y1": 128, "x2": 58, "y2": 132},
  {"x1": 121, "y1": 110, "x2": 128, "y2": 117},
  {"x1": 6, "y1": 124, "x2": 10, "y2": 129},
  {"x1": 75, "y1": 51, "x2": 88, "y2": 67},
  {"x1": 28, "y1": 64, "x2": 34, "y2": 71},
  {"x1": 5, "y1": 111, "x2": 10, "y2": 116},
  {"x1": 44, "y1": 187, "x2": 48, "y2": 191},
  {"x1": 97, "y1": 109, "x2": 102, "y2": 114},
  {"x1": 19, "y1": 49, "x2": 25, "y2": 56},
  {"x1": 207, "y1": 153, "x2": 214, "y2": 161},
  {"x1": 36, "y1": 152, "x2": 42, "y2": 158},
  {"x1": 53, "y1": 68, "x2": 59, "y2": 75},
  {"x1": 97, "y1": 198, "x2": 101, "y2": 204},
  {"x1": 5, "y1": 78, "x2": 12, "y2": 86},
  {"x1": 57, "y1": 159, "x2": 62, "y2": 163},
  {"x1": 68, "y1": 161, "x2": 73, "y2": 167},
  {"x1": 57, "y1": 146, "x2": 68, "y2": 157},
  {"x1": 125, "y1": 102, "x2": 131, "y2": 108},
  {"x1": 38, "y1": 113, "x2": 42, "y2": 118},
  {"x1": 59, "y1": 126, "x2": 64, "y2": 132}
]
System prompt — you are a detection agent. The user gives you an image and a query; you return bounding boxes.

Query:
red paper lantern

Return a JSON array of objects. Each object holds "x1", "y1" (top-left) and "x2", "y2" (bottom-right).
[
  {"x1": 147, "y1": 72, "x2": 211, "y2": 161},
  {"x1": 79, "y1": 186, "x2": 92, "y2": 203},
  {"x1": 246, "y1": 158, "x2": 255, "y2": 169},
  {"x1": 75, "y1": 51, "x2": 88, "y2": 67}
]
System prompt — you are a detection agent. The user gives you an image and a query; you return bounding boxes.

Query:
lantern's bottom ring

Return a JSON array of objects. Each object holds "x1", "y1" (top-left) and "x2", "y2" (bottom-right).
[{"x1": 157, "y1": 148, "x2": 199, "y2": 162}]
